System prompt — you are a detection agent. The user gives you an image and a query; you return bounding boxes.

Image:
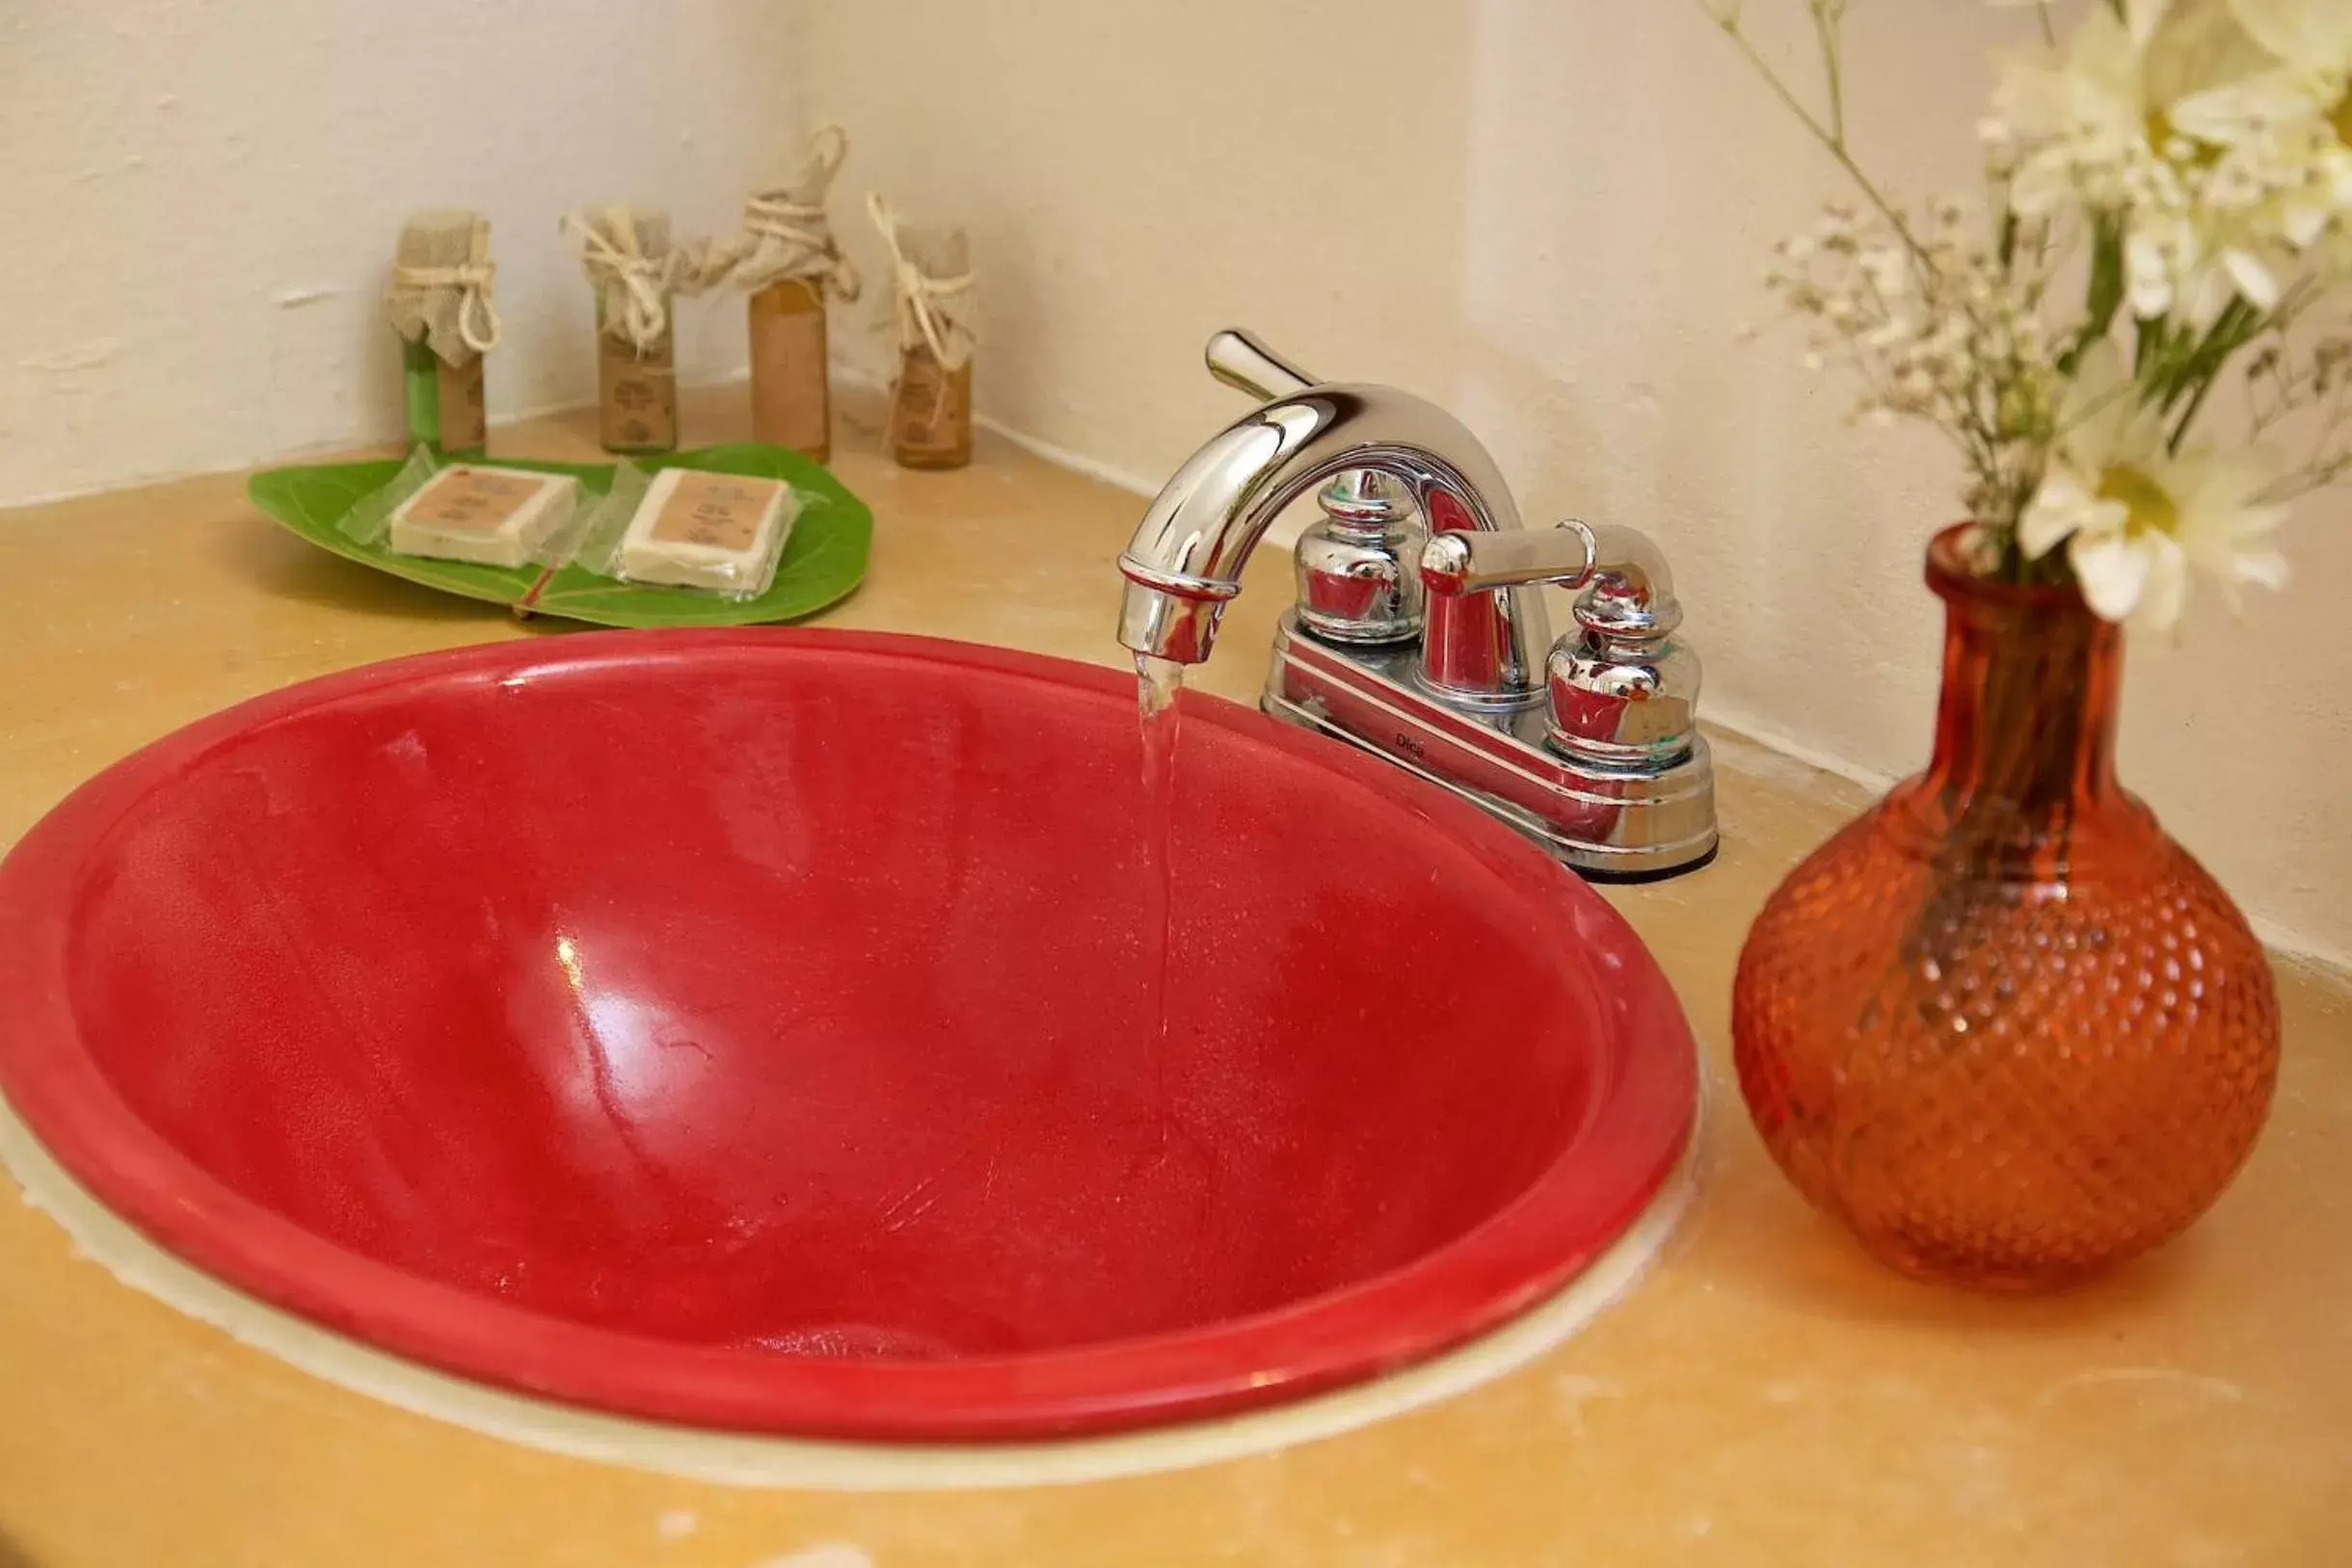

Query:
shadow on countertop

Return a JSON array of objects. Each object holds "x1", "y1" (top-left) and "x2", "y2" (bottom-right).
[{"x1": 215, "y1": 512, "x2": 566, "y2": 633}]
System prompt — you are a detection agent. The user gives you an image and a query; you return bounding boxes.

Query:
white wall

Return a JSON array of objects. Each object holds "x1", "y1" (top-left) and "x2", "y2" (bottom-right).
[
  {"x1": 807, "y1": 0, "x2": 2352, "y2": 964},
  {"x1": 0, "y1": 0, "x2": 805, "y2": 504}
]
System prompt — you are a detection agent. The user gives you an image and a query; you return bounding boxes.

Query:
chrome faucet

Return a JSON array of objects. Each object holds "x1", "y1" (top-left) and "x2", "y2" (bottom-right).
[
  {"x1": 1117, "y1": 329, "x2": 1719, "y2": 880},
  {"x1": 1119, "y1": 331, "x2": 1550, "y2": 707}
]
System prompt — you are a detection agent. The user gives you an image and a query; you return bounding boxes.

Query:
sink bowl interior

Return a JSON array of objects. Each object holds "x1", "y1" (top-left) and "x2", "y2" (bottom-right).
[{"x1": 0, "y1": 629, "x2": 1695, "y2": 1440}]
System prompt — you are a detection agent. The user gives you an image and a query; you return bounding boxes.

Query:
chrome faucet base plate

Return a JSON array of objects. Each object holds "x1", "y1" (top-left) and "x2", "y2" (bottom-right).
[{"x1": 1261, "y1": 615, "x2": 1719, "y2": 880}]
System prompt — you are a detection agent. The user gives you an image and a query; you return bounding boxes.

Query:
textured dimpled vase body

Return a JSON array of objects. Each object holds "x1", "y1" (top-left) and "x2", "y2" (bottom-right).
[{"x1": 1732, "y1": 528, "x2": 2280, "y2": 1291}]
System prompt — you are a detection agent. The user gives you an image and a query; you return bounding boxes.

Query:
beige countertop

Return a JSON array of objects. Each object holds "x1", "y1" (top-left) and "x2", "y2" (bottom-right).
[{"x1": 1, "y1": 389, "x2": 2346, "y2": 1567}]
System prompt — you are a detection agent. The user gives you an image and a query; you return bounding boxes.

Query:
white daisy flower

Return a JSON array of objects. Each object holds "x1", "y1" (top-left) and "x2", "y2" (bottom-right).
[
  {"x1": 2167, "y1": 0, "x2": 2352, "y2": 270},
  {"x1": 1987, "y1": 0, "x2": 2284, "y2": 319},
  {"x1": 2018, "y1": 342, "x2": 2290, "y2": 628},
  {"x1": 2221, "y1": 0, "x2": 2352, "y2": 94}
]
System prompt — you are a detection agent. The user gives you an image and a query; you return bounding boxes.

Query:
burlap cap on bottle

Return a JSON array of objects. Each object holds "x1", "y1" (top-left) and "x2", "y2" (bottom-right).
[
  {"x1": 691, "y1": 125, "x2": 862, "y2": 298},
  {"x1": 560, "y1": 205, "x2": 685, "y2": 351},
  {"x1": 385, "y1": 209, "x2": 500, "y2": 367},
  {"x1": 869, "y1": 195, "x2": 976, "y2": 370}
]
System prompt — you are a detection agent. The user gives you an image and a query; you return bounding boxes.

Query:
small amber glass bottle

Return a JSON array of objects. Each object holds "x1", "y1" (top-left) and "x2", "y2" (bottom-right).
[
  {"x1": 749, "y1": 276, "x2": 831, "y2": 462},
  {"x1": 597, "y1": 296, "x2": 678, "y2": 456},
  {"x1": 889, "y1": 343, "x2": 974, "y2": 470},
  {"x1": 870, "y1": 204, "x2": 975, "y2": 471},
  {"x1": 565, "y1": 205, "x2": 680, "y2": 456}
]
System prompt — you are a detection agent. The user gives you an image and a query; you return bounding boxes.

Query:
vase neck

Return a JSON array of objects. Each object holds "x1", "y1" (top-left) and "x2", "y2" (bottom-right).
[{"x1": 1924, "y1": 562, "x2": 2122, "y2": 816}]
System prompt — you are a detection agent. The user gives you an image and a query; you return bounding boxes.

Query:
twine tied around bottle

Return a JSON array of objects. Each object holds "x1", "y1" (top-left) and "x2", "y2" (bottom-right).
[
  {"x1": 867, "y1": 193, "x2": 976, "y2": 374},
  {"x1": 386, "y1": 211, "x2": 502, "y2": 363},
  {"x1": 560, "y1": 206, "x2": 682, "y2": 355},
  {"x1": 685, "y1": 125, "x2": 864, "y2": 300}
]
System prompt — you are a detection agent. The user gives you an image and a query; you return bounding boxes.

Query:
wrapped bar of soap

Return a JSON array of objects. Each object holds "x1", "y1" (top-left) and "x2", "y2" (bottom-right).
[
  {"x1": 614, "y1": 468, "x2": 798, "y2": 596},
  {"x1": 388, "y1": 465, "x2": 579, "y2": 567}
]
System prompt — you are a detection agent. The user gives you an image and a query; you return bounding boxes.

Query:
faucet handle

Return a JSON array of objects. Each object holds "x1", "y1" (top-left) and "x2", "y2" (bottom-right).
[
  {"x1": 1205, "y1": 329, "x2": 1316, "y2": 401},
  {"x1": 1419, "y1": 520, "x2": 1597, "y2": 597},
  {"x1": 1294, "y1": 471, "x2": 1429, "y2": 646},
  {"x1": 1423, "y1": 522, "x2": 1702, "y2": 767}
]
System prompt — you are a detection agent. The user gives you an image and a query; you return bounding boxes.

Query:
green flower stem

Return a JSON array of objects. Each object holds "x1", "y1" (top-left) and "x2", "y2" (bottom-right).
[
  {"x1": 2061, "y1": 221, "x2": 2124, "y2": 376},
  {"x1": 1813, "y1": 1, "x2": 1846, "y2": 146},
  {"x1": 1695, "y1": 1, "x2": 1936, "y2": 275},
  {"x1": 2167, "y1": 373, "x2": 2220, "y2": 454}
]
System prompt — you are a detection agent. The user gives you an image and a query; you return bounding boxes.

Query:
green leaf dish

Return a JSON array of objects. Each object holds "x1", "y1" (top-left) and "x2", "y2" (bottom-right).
[{"x1": 247, "y1": 444, "x2": 871, "y2": 629}]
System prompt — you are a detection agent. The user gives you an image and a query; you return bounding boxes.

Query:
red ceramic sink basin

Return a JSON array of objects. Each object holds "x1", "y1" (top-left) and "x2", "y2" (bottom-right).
[{"x1": 0, "y1": 629, "x2": 1695, "y2": 1442}]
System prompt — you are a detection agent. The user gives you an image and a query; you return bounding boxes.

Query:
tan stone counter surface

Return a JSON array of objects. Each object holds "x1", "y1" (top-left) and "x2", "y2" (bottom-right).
[{"x1": 1, "y1": 391, "x2": 2345, "y2": 1567}]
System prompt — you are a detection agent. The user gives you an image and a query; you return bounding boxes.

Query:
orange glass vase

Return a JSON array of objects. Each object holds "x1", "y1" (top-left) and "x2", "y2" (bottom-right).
[{"x1": 1732, "y1": 527, "x2": 2280, "y2": 1290}]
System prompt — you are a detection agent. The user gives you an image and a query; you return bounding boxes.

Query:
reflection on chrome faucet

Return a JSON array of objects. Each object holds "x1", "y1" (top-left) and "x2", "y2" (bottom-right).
[{"x1": 1116, "y1": 330, "x2": 1717, "y2": 881}]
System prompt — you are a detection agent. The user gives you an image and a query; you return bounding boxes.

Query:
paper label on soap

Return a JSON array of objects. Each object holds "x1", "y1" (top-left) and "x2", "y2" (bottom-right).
[
  {"x1": 749, "y1": 292, "x2": 829, "y2": 456},
  {"x1": 650, "y1": 472, "x2": 779, "y2": 551},
  {"x1": 405, "y1": 468, "x2": 544, "y2": 532},
  {"x1": 600, "y1": 333, "x2": 679, "y2": 451}
]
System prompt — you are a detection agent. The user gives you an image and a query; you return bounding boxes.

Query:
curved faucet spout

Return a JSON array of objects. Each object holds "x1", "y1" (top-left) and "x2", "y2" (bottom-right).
[{"x1": 1117, "y1": 336, "x2": 1549, "y2": 707}]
